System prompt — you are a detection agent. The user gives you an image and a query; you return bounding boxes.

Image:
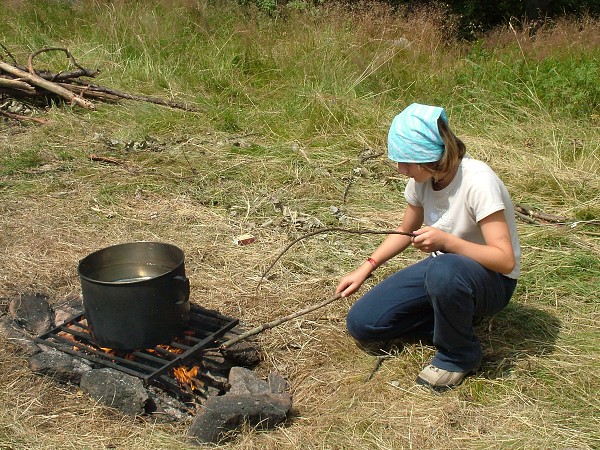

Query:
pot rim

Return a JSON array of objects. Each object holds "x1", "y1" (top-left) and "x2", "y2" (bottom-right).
[{"x1": 78, "y1": 241, "x2": 185, "y2": 285}]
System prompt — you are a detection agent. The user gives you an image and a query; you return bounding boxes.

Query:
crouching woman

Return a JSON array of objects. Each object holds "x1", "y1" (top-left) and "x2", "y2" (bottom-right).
[{"x1": 336, "y1": 103, "x2": 520, "y2": 390}]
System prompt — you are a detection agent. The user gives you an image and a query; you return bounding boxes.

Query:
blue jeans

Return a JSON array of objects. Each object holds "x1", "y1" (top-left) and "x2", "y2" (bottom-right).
[{"x1": 346, "y1": 254, "x2": 517, "y2": 372}]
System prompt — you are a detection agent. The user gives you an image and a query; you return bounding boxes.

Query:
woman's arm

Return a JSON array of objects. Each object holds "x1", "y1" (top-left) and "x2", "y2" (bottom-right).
[
  {"x1": 412, "y1": 210, "x2": 516, "y2": 274},
  {"x1": 335, "y1": 204, "x2": 424, "y2": 297},
  {"x1": 369, "y1": 203, "x2": 424, "y2": 266}
]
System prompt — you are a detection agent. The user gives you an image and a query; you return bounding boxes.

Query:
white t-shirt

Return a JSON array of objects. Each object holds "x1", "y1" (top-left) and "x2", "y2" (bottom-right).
[{"x1": 404, "y1": 156, "x2": 521, "y2": 279}]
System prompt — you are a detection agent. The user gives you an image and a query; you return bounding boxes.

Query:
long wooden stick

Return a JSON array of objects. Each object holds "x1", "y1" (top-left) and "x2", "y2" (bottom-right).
[
  {"x1": 220, "y1": 292, "x2": 343, "y2": 350},
  {"x1": 0, "y1": 60, "x2": 95, "y2": 109},
  {"x1": 256, "y1": 227, "x2": 416, "y2": 290},
  {"x1": 0, "y1": 110, "x2": 48, "y2": 124},
  {"x1": 68, "y1": 81, "x2": 200, "y2": 111}
]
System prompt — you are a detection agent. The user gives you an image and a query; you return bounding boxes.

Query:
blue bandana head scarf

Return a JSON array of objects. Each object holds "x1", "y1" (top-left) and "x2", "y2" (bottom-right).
[{"x1": 387, "y1": 103, "x2": 448, "y2": 163}]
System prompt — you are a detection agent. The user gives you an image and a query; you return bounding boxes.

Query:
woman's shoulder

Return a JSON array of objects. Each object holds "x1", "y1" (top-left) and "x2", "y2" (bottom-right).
[
  {"x1": 461, "y1": 155, "x2": 492, "y2": 171},
  {"x1": 461, "y1": 157, "x2": 499, "y2": 179}
]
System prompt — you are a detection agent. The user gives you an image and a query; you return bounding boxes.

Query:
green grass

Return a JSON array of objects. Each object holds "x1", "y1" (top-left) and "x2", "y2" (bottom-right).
[{"x1": 1, "y1": 1, "x2": 599, "y2": 449}]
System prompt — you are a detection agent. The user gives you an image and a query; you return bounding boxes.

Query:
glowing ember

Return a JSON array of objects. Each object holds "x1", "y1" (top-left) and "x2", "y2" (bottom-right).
[
  {"x1": 58, "y1": 331, "x2": 75, "y2": 341},
  {"x1": 155, "y1": 344, "x2": 185, "y2": 354}
]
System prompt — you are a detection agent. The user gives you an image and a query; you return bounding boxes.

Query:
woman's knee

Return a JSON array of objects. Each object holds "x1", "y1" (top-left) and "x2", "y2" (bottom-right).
[{"x1": 346, "y1": 304, "x2": 374, "y2": 341}]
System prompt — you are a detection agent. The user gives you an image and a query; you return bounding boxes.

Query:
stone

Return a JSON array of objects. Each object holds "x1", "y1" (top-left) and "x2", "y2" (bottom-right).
[
  {"x1": 228, "y1": 366, "x2": 270, "y2": 396},
  {"x1": 146, "y1": 386, "x2": 193, "y2": 422},
  {"x1": 268, "y1": 372, "x2": 289, "y2": 395},
  {"x1": 221, "y1": 338, "x2": 261, "y2": 368},
  {"x1": 187, "y1": 392, "x2": 291, "y2": 444},
  {"x1": 53, "y1": 296, "x2": 84, "y2": 326},
  {"x1": 29, "y1": 348, "x2": 92, "y2": 385},
  {"x1": 79, "y1": 368, "x2": 150, "y2": 416},
  {"x1": 8, "y1": 293, "x2": 54, "y2": 335},
  {"x1": 187, "y1": 368, "x2": 292, "y2": 445},
  {"x1": 0, "y1": 315, "x2": 41, "y2": 355}
]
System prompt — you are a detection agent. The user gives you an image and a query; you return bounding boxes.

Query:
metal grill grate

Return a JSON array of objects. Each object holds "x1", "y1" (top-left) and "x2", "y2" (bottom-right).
[{"x1": 35, "y1": 304, "x2": 238, "y2": 399}]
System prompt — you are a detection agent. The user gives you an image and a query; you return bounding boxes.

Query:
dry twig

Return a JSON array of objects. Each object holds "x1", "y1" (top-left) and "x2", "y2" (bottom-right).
[
  {"x1": 88, "y1": 154, "x2": 126, "y2": 165},
  {"x1": 515, "y1": 203, "x2": 568, "y2": 223},
  {"x1": 0, "y1": 45, "x2": 199, "y2": 115},
  {"x1": 257, "y1": 227, "x2": 417, "y2": 290},
  {"x1": 0, "y1": 110, "x2": 47, "y2": 124},
  {"x1": 220, "y1": 292, "x2": 343, "y2": 349}
]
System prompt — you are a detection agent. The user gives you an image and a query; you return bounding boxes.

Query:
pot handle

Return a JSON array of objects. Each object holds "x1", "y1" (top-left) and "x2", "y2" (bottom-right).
[{"x1": 173, "y1": 275, "x2": 190, "y2": 303}]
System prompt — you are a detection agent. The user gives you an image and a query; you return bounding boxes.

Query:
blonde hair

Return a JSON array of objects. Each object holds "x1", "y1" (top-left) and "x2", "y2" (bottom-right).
[{"x1": 421, "y1": 117, "x2": 466, "y2": 181}]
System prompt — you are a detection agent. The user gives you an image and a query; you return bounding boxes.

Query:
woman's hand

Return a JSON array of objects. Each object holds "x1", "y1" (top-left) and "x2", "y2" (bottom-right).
[
  {"x1": 413, "y1": 212, "x2": 516, "y2": 274},
  {"x1": 411, "y1": 226, "x2": 451, "y2": 253},
  {"x1": 335, "y1": 265, "x2": 372, "y2": 298}
]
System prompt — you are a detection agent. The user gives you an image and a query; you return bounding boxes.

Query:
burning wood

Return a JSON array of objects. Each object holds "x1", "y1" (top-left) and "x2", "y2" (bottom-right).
[{"x1": 173, "y1": 365, "x2": 203, "y2": 392}]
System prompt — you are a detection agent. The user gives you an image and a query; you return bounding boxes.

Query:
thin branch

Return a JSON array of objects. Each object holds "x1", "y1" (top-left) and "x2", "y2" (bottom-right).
[
  {"x1": 515, "y1": 203, "x2": 568, "y2": 223},
  {"x1": 27, "y1": 47, "x2": 96, "y2": 77},
  {"x1": 88, "y1": 154, "x2": 125, "y2": 165},
  {"x1": 0, "y1": 110, "x2": 48, "y2": 124},
  {"x1": 515, "y1": 210, "x2": 539, "y2": 224},
  {"x1": 257, "y1": 227, "x2": 416, "y2": 290},
  {"x1": 70, "y1": 81, "x2": 200, "y2": 111},
  {"x1": 0, "y1": 43, "x2": 18, "y2": 64},
  {"x1": 365, "y1": 355, "x2": 389, "y2": 382},
  {"x1": 220, "y1": 292, "x2": 342, "y2": 349}
]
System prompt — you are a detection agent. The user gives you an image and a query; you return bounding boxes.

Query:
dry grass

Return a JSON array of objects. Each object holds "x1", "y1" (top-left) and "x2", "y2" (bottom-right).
[
  {"x1": 1, "y1": 116, "x2": 598, "y2": 449},
  {"x1": 1, "y1": 2, "x2": 599, "y2": 449}
]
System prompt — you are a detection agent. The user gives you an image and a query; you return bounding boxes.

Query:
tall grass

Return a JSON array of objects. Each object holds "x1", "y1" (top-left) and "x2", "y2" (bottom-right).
[{"x1": 1, "y1": 1, "x2": 599, "y2": 449}]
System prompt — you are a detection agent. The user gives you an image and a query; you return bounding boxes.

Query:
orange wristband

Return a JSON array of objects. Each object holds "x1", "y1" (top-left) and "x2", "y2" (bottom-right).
[{"x1": 366, "y1": 257, "x2": 377, "y2": 270}]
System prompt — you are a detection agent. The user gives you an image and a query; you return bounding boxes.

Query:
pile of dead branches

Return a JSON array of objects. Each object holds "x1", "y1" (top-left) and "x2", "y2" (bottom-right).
[{"x1": 0, "y1": 45, "x2": 197, "y2": 122}]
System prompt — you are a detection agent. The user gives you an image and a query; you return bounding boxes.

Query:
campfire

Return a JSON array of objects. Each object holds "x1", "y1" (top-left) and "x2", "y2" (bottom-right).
[
  {"x1": 36, "y1": 303, "x2": 239, "y2": 402},
  {"x1": 2, "y1": 236, "x2": 295, "y2": 444},
  {"x1": 3, "y1": 292, "x2": 292, "y2": 445}
]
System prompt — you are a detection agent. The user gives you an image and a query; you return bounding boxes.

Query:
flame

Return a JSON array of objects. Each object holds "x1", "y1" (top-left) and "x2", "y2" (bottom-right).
[
  {"x1": 147, "y1": 344, "x2": 185, "y2": 356},
  {"x1": 158, "y1": 344, "x2": 185, "y2": 354},
  {"x1": 173, "y1": 365, "x2": 203, "y2": 391},
  {"x1": 99, "y1": 346, "x2": 118, "y2": 356},
  {"x1": 57, "y1": 322, "x2": 206, "y2": 395}
]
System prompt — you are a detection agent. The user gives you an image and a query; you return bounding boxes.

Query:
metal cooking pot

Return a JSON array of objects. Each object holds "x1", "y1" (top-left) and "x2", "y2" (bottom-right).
[{"x1": 78, "y1": 241, "x2": 190, "y2": 350}]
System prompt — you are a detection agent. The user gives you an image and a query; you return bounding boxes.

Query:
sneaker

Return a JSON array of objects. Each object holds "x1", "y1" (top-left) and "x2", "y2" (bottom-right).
[{"x1": 416, "y1": 364, "x2": 476, "y2": 391}]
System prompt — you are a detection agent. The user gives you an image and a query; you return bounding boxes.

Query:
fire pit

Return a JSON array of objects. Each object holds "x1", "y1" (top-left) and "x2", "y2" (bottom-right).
[
  {"x1": 5, "y1": 290, "x2": 292, "y2": 444},
  {"x1": 35, "y1": 303, "x2": 239, "y2": 401}
]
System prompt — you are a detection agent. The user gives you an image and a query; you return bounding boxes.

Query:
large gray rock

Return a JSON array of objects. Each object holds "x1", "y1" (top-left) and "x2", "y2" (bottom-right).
[
  {"x1": 29, "y1": 348, "x2": 92, "y2": 384},
  {"x1": 187, "y1": 367, "x2": 292, "y2": 445},
  {"x1": 80, "y1": 368, "x2": 150, "y2": 416}
]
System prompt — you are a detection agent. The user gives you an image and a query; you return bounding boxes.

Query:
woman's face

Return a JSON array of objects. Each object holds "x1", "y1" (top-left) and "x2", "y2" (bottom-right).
[{"x1": 396, "y1": 162, "x2": 431, "y2": 183}]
